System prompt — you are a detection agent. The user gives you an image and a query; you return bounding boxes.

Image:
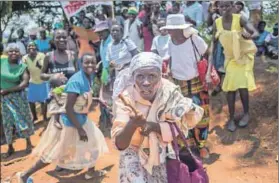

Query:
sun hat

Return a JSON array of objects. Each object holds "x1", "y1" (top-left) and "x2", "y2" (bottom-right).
[
  {"x1": 128, "y1": 7, "x2": 138, "y2": 15},
  {"x1": 160, "y1": 14, "x2": 199, "y2": 38},
  {"x1": 160, "y1": 14, "x2": 192, "y2": 30},
  {"x1": 94, "y1": 21, "x2": 109, "y2": 32}
]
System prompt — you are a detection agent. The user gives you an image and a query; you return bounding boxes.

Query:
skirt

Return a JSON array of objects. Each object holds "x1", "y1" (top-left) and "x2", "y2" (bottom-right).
[
  {"x1": 27, "y1": 82, "x2": 50, "y2": 103},
  {"x1": 32, "y1": 116, "x2": 109, "y2": 170},
  {"x1": 119, "y1": 146, "x2": 167, "y2": 183},
  {"x1": 173, "y1": 77, "x2": 210, "y2": 149},
  {"x1": 1, "y1": 91, "x2": 34, "y2": 144},
  {"x1": 222, "y1": 58, "x2": 256, "y2": 92}
]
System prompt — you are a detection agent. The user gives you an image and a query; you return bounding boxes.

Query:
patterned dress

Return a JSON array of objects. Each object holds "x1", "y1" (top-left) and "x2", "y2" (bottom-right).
[
  {"x1": 112, "y1": 78, "x2": 204, "y2": 182},
  {"x1": 0, "y1": 58, "x2": 34, "y2": 144}
]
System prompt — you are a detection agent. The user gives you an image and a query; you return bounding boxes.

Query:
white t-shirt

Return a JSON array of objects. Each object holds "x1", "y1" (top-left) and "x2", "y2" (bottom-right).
[
  {"x1": 168, "y1": 34, "x2": 208, "y2": 81},
  {"x1": 265, "y1": 33, "x2": 278, "y2": 43},
  {"x1": 151, "y1": 34, "x2": 170, "y2": 60}
]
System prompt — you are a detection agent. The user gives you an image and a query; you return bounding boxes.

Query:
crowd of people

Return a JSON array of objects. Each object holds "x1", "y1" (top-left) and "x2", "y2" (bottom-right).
[{"x1": 0, "y1": 1, "x2": 278, "y2": 183}]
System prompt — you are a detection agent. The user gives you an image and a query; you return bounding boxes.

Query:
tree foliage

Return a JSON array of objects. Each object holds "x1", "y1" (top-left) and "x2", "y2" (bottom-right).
[
  {"x1": 263, "y1": 0, "x2": 278, "y2": 29},
  {"x1": 0, "y1": 1, "x2": 63, "y2": 42}
]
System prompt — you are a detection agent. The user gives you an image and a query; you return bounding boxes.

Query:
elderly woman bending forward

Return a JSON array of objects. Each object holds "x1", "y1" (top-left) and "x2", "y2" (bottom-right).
[{"x1": 111, "y1": 52, "x2": 204, "y2": 183}]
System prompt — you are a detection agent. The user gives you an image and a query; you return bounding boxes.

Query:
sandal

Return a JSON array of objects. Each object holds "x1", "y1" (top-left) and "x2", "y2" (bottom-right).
[
  {"x1": 85, "y1": 170, "x2": 107, "y2": 180},
  {"x1": 2, "y1": 148, "x2": 15, "y2": 159},
  {"x1": 238, "y1": 114, "x2": 250, "y2": 128},
  {"x1": 227, "y1": 119, "x2": 237, "y2": 132}
]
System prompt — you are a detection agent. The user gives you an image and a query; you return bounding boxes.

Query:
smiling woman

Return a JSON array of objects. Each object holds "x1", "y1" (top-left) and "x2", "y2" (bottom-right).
[
  {"x1": 17, "y1": 53, "x2": 109, "y2": 182},
  {"x1": 0, "y1": 43, "x2": 34, "y2": 158}
]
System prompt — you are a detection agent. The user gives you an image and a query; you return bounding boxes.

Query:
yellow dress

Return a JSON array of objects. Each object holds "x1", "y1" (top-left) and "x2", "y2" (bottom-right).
[{"x1": 216, "y1": 14, "x2": 256, "y2": 92}]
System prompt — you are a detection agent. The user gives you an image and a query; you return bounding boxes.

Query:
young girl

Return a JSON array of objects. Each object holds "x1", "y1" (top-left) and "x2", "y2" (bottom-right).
[{"x1": 17, "y1": 54, "x2": 109, "y2": 182}]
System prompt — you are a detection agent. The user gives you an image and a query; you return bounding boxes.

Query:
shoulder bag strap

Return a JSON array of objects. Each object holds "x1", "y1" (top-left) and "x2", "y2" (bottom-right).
[
  {"x1": 172, "y1": 122, "x2": 194, "y2": 156},
  {"x1": 169, "y1": 122, "x2": 180, "y2": 160},
  {"x1": 190, "y1": 35, "x2": 203, "y2": 63}
]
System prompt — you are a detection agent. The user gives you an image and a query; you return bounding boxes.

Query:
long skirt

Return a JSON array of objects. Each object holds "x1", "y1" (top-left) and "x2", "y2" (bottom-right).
[
  {"x1": 27, "y1": 82, "x2": 50, "y2": 103},
  {"x1": 1, "y1": 91, "x2": 34, "y2": 144},
  {"x1": 173, "y1": 77, "x2": 210, "y2": 149},
  {"x1": 119, "y1": 146, "x2": 167, "y2": 183},
  {"x1": 32, "y1": 116, "x2": 109, "y2": 170}
]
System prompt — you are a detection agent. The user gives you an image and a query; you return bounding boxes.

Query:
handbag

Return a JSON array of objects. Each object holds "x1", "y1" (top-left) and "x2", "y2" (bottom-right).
[
  {"x1": 190, "y1": 36, "x2": 220, "y2": 91},
  {"x1": 167, "y1": 122, "x2": 209, "y2": 183}
]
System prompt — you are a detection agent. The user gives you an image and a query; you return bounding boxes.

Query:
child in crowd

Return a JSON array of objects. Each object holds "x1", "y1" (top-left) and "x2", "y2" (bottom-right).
[
  {"x1": 48, "y1": 74, "x2": 68, "y2": 129},
  {"x1": 151, "y1": 19, "x2": 170, "y2": 76},
  {"x1": 253, "y1": 21, "x2": 269, "y2": 59},
  {"x1": 265, "y1": 23, "x2": 278, "y2": 59}
]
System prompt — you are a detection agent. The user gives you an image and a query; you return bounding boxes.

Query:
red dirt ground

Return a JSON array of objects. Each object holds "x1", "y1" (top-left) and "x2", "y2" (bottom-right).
[{"x1": 1, "y1": 58, "x2": 278, "y2": 183}]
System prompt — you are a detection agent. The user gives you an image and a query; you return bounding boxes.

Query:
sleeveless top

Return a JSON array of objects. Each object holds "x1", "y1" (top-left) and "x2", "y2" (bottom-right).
[{"x1": 47, "y1": 51, "x2": 76, "y2": 79}]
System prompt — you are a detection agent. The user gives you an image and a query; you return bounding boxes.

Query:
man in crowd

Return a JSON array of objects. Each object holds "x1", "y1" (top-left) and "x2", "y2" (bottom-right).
[
  {"x1": 182, "y1": 1, "x2": 203, "y2": 27},
  {"x1": 253, "y1": 21, "x2": 269, "y2": 58},
  {"x1": 265, "y1": 23, "x2": 278, "y2": 59}
]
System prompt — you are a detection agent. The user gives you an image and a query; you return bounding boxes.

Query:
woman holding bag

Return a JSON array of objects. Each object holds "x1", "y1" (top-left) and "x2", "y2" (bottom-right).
[
  {"x1": 111, "y1": 52, "x2": 205, "y2": 182},
  {"x1": 160, "y1": 14, "x2": 212, "y2": 159}
]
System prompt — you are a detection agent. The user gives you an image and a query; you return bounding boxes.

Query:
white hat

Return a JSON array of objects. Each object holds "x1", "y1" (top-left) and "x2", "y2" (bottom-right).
[{"x1": 160, "y1": 14, "x2": 192, "y2": 30}]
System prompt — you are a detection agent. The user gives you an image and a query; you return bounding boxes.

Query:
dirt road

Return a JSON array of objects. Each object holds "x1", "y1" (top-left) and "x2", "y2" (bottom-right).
[{"x1": 1, "y1": 59, "x2": 278, "y2": 183}]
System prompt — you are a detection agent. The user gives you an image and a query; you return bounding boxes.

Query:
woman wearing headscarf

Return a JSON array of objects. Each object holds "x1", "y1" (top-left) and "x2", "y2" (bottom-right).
[
  {"x1": 17, "y1": 54, "x2": 108, "y2": 182},
  {"x1": 22, "y1": 42, "x2": 49, "y2": 123},
  {"x1": 208, "y1": 1, "x2": 258, "y2": 131},
  {"x1": 123, "y1": 7, "x2": 144, "y2": 52},
  {"x1": 0, "y1": 43, "x2": 34, "y2": 158},
  {"x1": 112, "y1": 52, "x2": 204, "y2": 182}
]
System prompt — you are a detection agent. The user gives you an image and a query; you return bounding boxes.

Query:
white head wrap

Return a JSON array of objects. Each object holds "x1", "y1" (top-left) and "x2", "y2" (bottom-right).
[
  {"x1": 5, "y1": 43, "x2": 20, "y2": 52},
  {"x1": 113, "y1": 52, "x2": 163, "y2": 99}
]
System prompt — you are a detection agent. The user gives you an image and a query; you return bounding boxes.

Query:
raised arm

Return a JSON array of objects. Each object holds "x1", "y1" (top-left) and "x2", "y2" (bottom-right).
[{"x1": 40, "y1": 54, "x2": 52, "y2": 81}]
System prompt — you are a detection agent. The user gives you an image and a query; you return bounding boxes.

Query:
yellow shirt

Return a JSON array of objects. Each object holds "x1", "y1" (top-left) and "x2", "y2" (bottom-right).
[{"x1": 22, "y1": 52, "x2": 45, "y2": 84}]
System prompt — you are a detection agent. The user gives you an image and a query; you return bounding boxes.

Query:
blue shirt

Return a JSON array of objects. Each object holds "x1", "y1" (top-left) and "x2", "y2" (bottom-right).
[
  {"x1": 182, "y1": 2, "x2": 203, "y2": 27},
  {"x1": 254, "y1": 31, "x2": 269, "y2": 46},
  {"x1": 100, "y1": 35, "x2": 112, "y2": 69},
  {"x1": 61, "y1": 70, "x2": 92, "y2": 127},
  {"x1": 35, "y1": 37, "x2": 51, "y2": 53}
]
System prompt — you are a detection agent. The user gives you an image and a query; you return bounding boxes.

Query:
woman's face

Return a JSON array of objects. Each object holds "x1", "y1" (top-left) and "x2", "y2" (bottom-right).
[
  {"x1": 8, "y1": 47, "x2": 21, "y2": 62},
  {"x1": 111, "y1": 25, "x2": 123, "y2": 41},
  {"x1": 83, "y1": 18, "x2": 91, "y2": 29},
  {"x1": 27, "y1": 44, "x2": 37, "y2": 55},
  {"x1": 82, "y1": 55, "x2": 97, "y2": 76},
  {"x1": 54, "y1": 30, "x2": 67, "y2": 50},
  {"x1": 219, "y1": 1, "x2": 233, "y2": 16},
  {"x1": 134, "y1": 67, "x2": 161, "y2": 101}
]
